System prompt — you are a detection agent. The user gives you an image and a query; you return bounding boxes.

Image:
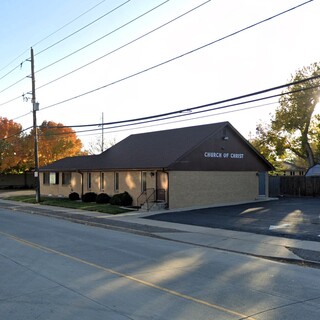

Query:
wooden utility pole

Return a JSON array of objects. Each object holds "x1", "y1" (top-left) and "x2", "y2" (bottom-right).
[
  {"x1": 101, "y1": 112, "x2": 104, "y2": 152},
  {"x1": 30, "y1": 47, "x2": 40, "y2": 202}
]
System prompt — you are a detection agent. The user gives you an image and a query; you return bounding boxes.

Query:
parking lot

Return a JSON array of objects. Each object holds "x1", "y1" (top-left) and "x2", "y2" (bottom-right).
[{"x1": 146, "y1": 197, "x2": 320, "y2": 241}]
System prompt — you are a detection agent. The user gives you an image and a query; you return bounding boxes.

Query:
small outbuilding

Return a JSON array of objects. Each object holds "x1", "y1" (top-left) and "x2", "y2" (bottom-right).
[
  {"x1": 40, "y1": 122, "x2": 273, "y2": 209},
  {"x1": 305, "y1": 164, "x2": 320, "y2": 177}
]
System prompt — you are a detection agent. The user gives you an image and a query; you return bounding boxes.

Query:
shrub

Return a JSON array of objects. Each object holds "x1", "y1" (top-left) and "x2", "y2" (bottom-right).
[
  {"x1": 69, "y1": 192, "x2": 80, "y2": 201},
  {"x1": 82, "y1": 192, "x2": 97, "y2": 203},
  {"x1": 96, "y1": 193, "x2": 111, "y2": 204},
  {"x1": 110, "y1": 191, "x2": 133, "y2": 206}
]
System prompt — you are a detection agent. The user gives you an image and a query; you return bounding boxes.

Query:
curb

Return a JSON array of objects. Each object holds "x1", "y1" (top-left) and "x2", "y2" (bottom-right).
[{"x1": 1, "y1": 199, "x2": 320, "y2": 269}]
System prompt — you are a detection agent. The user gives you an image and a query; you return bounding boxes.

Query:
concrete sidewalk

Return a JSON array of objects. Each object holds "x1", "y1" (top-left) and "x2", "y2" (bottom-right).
[{"x1": 1, "y1": 198, "x2": 320, "y2": 267}]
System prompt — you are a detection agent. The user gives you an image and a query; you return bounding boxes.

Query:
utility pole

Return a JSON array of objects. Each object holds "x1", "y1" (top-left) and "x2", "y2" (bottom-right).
[
  {"x1": 101, "y1": 112, "x2": 104, "y2": 153},
  {"x1": 30, "y1": 47, "x2": 40, "y2": 202}
]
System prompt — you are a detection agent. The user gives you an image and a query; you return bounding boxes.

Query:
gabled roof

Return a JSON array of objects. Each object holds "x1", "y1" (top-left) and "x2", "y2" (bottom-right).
[
  {"x1": 305, "y1": 164, "x2": 320, "y2": 176},
  {"x1": 40, "y1": 122, "x2": 273, "y2": 172},
  {"x1": 97, "y1": 122, "x2": 228, "y2": 169}
]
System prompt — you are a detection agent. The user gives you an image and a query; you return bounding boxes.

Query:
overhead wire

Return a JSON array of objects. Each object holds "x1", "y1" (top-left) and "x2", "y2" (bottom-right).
[
  {"x1": 34, "y1": 100, "x2": 280, "y2": 138},
  {"x1": 39, "y1": 0, "x2": 314, "y2": 112},
  {"x1": 44, "y1": 75, "x2": 320, "y2": 137},
  {"x1": 0, "y1": 0, "x2": 315, "y2": 133},
  {"x1": 0, "y1": 95, "x2": 23, "y2": 108},
  {"x1": 35, "y1": 0, "x2": 131, "y2": 57},
  {"x1": 0, "y1": 126, "x2": 33, "y2": 141},
  {"x1": 0, "y1": 0, "x2": 107, "y2": 75},
  {"x1": 0, "y1": 0, "x2": 170, "y2": 102},
  {"x1": 35, "y1": 0, "x2": 170, "y2": 74},
  {"x1": 44, "y1": 73, "x2": 320, "y2": 129},
  {"x1": 0, "y1": 0, "x2": 210, "y2": 117},
  {"x1": 0, "y1": 0, "x2": 133, "y2": 98},
  {"x1": 0, "y1": 63, "x2": 23, "y2": 82},
  {"x1": 0, "y1": 75, "x2": 28, "y2": 95},
  {"x1": 3, "y1": 78, "x2": 319, "y2": 141},
  {"x1": 36, "y1": 0, "x2": 211, "y2": 91},
  {"x1": 76, "y1": 101, "x2": 279, "y2": 138}
]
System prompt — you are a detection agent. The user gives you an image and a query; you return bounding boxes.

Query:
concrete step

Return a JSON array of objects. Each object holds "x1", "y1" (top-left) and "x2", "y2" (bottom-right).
[{"x1": 140, "y1": 201, "x2": 167, "y2": 212}]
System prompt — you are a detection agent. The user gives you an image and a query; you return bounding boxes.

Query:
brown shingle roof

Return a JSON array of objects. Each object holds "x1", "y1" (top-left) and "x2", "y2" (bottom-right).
[
  {"x1": 40, "y1": 155, "x2": 100, "y2": 171},
  {"x1": 97, "y1": 122, "x2": 227, "y2": 169},
  {"x1": 40, "y1": 122, "x2": 273, "y2": 171}
]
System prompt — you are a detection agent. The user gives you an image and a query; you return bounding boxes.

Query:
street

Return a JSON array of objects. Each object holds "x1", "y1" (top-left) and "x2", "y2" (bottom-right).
[{"x1": 1, "y1": 205, "x2": 320, "y2": 319}]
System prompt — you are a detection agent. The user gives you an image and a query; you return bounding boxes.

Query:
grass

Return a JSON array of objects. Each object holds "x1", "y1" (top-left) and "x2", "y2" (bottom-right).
[{"x1": 5, "y1": 195, "x2": 132, "y2": 215}]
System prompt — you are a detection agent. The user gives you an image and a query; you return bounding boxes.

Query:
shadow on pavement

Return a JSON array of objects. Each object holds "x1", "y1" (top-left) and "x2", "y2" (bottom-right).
[{"x1": 144, "y1": 197, "x2": 320, "y2": 242}]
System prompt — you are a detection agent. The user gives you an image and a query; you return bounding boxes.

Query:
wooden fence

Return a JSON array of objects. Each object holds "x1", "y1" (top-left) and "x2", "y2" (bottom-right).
[
  {"x1": 269, "y1": 176, "x2": 320, "y2": 197},
  {"x1": 0, "y1": 173, "x2": 34, "y2": 189}
]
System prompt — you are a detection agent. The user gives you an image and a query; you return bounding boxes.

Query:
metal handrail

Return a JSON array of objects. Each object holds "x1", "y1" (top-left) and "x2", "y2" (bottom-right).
[
  {"x1": 137, "y1": 188, "x2": 155, "y2": 207},
  {"x1": 137, "y1": 188, "x2": 166, "y2": 210}
]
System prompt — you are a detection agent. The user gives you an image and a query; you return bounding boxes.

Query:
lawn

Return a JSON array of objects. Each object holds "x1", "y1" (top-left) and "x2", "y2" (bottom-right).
[{"x1": 5, "y1": 195, "x2": 132, "y2": 215}]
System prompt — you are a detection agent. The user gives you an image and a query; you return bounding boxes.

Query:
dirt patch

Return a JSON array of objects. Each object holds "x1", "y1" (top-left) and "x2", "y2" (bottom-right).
[{"x1": 0, "y1": 189, "x2": 35, "y2": 198}]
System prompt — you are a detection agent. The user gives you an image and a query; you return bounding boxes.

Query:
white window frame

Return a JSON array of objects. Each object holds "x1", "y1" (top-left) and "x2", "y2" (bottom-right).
[
  {"x1": 141, "y1": 171, "x2": 147, "y2": 192},
  {"x1": 87, "y1": 172, "x2": 92, "y2": 190},
  {"x1": 114, "y1": 172, "x2": 119, "y2": 192},
  {"x1": 100, "y1": 172, "x2": 105, "y2": 190}
]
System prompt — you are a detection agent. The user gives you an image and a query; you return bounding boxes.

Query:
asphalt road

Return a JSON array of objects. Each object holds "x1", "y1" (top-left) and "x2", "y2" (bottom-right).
[
  {"x1": 145, "y1": 197, "x2": 320, "y2": 241},
  {"x1": 1, "y1": 205, "x2": 320, "y2": 319}
]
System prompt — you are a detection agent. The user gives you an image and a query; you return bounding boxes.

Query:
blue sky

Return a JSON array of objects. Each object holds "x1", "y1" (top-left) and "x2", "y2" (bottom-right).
[{"x1": 1, "y1": 0, "x2": 319, "y2": 149}]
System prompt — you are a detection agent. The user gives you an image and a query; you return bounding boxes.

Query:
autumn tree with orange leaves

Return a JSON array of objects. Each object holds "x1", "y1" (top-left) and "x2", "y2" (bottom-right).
[
  {"x1": 0, "y1": 117, "x2": 25, "y2": 173},
  {"x1": 26, "y1": 121, "x2": 85, "y2": 167},
  {"x1": 0, "y1": 118, "x2": 85, "y2": 173}
]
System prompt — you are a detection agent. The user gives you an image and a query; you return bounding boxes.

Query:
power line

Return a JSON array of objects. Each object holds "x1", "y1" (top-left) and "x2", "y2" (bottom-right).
[
  {"x1": 21, "y1": 76, "x2": 320, "y2": 141},
  {"x1": 0, "y1": 75, "x2": 27, "y2": 96},
  {"x1": 36, "y1": 0, "x2": 211, "y2": 91},
  {"x1": 46, "y1": 75, "x2": 320, "y2": 131},
  {"x1": 40, "y1": 0, "x2": 314, "y2": 112},
  {"x1": 0, "y1": 0, "x2": 313, "y2": 126},
  {"x1": 77, "y1": 101, "x2": 279, "y2": 138},
  {"x1": 4, "y1": 80, "x2": 318, "y2": 141},
  {"x1": 0, "y1": 95, "x2": 22, "y2": 108},
  {"x1": 32, "y1": 0, "x2": 108, "y2": 49},
  {"x1": 0, "y1": 0, "x2": 107, "y2": 75},
  {"x1": 35, "y1": 0, "x2": 131, "y2": 57},
  {"x1": 0, "y1": 0, "x2": 170, "y2": 99},
  {"x1": 35, "y1": 0, "x2": 170, "y2": 75},
  {"x1": 0, "y1": 0, "x2": 113, "y2": 106},
  {"x1": 0, "y1": 62, "x2": 23, "y2": 83},
  {"x1": 0, "y1": 0, "x2": 116, "y2": 95},
  {"x1": 44, "y1": 70, "x2": 320, "y2": 129},
  {"x1": 0, "y1": 126, "x2": 33, "y2": 141}
]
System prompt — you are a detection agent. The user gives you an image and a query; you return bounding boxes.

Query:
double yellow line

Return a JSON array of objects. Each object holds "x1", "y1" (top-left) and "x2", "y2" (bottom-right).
[{"x1": 0, "y1": 230, "x2": 256, "y2": 320}]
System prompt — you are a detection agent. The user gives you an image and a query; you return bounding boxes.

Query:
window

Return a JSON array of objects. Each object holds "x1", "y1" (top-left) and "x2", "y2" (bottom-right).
[
  {"x1": 44, "y1": 172, "x2": 59, "y2": 185},
  {"x1": 141, "y1": 171, "x2": 147, "y2": 192},
  {"x1": 114, "y1": 172, "x2": 119, "y2": 192},
  {"x1": 62, "y1": 172, "x2": 71, "y2": 185},
  {"x1": 87, "y1": 173, "x2": 92, "y2": 189},
  {"x1": 100, "y1": 172, "x2": 105, "y2": 190},
  {"x1": 43, "y1": 172, "x2": 50, "y2": 185}
]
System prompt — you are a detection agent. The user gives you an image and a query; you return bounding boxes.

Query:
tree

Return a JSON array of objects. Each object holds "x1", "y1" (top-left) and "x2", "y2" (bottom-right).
[
  {"x1": 0, "y1": 117, "x2": 25, "y2": 173},
  {"x1": 252, "y1": 62, "x2": 320, "y2": 168},
  {"x1": 87, "y1": 135, "x2": 117, "y2": 155},
  {"x1": 0, "y1": 119, "x2": 86, "y2": 173},
  {"x1": 23, "y1": 121, "x2": 86, "y2": 168}
]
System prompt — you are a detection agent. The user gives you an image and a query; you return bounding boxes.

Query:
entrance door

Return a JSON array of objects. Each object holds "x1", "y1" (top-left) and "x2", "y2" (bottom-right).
[
  {"x1": 258, "y1": 172, "x2": 266, "y2": 197},
  {"x1": 156, "y1": 172, "x2": 168, "y2": 202}
]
